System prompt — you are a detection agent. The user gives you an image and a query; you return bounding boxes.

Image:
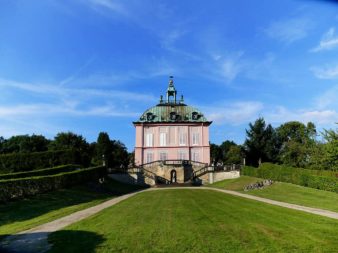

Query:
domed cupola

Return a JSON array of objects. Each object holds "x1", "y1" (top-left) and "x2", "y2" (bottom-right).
[{"x1": 134, "y1": 77, "x2": 212, "y2": 124}]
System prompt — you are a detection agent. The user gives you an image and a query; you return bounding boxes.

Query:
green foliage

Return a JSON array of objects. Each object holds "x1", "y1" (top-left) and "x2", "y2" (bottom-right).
[
  {"x1": 0, "y1": 164, "x2": 81, "y2": 180},
  {"x1": 0, "y1": 166, "x2": 106, "y2": 202},
  {"x1": 224, "y1": 145, "x2": 243, "y2": 164},
  {"x1": 0, "y1": 135, "x2": 50, "y2": 154},
  {"x1": 276, "y1": 121, "x2": 317, "y2": 168},
  {"x1": 0, "y1": 150, "x2": 88, "y2": 174},
  {"x1": 244, "y1": 117, "x2": 279, "y2": 166},
  {"x1": 49, "y1": 132, "x2": 89, "y2": 151},
  {"x1": 241, "y1": 163, "x2": 338, "y2": 193},
  {"x1": 210, "y1": 140, "x2": 243, "y2": 164},
  {"x1": 92, "y1": 132, "x2": 129, "y2": 169},
  {"x1": 210, "y1": 143, "x2": 222, "y2": 163}
]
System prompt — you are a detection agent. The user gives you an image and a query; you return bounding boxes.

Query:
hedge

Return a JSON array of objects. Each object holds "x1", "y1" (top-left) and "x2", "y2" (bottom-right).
[
  {"x1": 241, "y1": 163, "x2": 338, "y2": 193},
  {"x1": 0, "y1": 149, "x2": 90, "y2": 174},
  {"x1": 0, "y1": 164, "x2": 82, "y2": 180},
  {"x1": 0, "y1": 166, "x2": 107, "y2": 202}
]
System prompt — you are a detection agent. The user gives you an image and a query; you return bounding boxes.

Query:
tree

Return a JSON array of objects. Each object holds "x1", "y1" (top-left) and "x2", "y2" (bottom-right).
[
  {"x1": 93, "y1": 132, "x2": 113, "y2": 166},
  {"x1": 0, "y1": 135, "x2": 49, "y2": 153},
  {"x1": 111, "y1": 140, "x2": 129, "y2": 169},
  {"x1": 320, "y1": 127, "x2": 338, "y2": 170},
  {"x1": 224, "y1": 145, "x2": 243, "y2": 164},
  {"x1": 244, "y1": 117, "x2": 277, "y2": 166},
  {"x1": 220, "y1": 140, "x2": 237, "y2": 160},
  {"x1": 50, "y1": 132, "x2": 89, "y2": 152},
  {"x1": 210, "y1": 143, "x2": 222, "y2": 163},
  {"x1": 277, "y1": 121, "x2": 317, "y2": 167}
]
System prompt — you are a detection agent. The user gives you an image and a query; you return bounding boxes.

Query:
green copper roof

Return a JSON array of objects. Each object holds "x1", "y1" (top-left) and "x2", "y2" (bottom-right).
[{"x1": 134, "y1": 77, "x2": 211, "y2": 124}]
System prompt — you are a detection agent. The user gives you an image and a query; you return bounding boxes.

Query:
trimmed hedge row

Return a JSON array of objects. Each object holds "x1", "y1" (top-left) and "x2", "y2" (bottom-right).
[
  {"x1": 0, "y1": 166, "x2": 107, "y2": 202},
  {"x1": 0, "y1": 164, "x2": 82, "y2": 180},
  {"x1": 241, "y1": 163, "x2": 338, "y2": 193},
  {"x1": 0, "y1": 149, "x2": 90, "y2": 174}
]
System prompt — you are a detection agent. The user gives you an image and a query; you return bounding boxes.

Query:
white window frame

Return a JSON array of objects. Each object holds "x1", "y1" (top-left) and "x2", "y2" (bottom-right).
[
  {"x1": 192, "y1": 132, "x2": 200, "y2": 145},
  {"x1": 179, "y1": 132, "x2": 186, "y2": 146},
  {"x1": 160, "y1": 132, "x2": 167, "y2": 147},
  {"x1": 178, "y1": 150, "x2": 187, "y2": 160},
  {"x1": 146, "y1": 152, "x2": 153, "y2": 163},
  {"x1": 159, "y1": 151, "x2": 168, "y2": 161},
  {"x1": 145, "y1": 133, "x2": 153, "y2": 147},
  {"x1": 192, "y1": 152, "x2": 199, "y2": 162}
]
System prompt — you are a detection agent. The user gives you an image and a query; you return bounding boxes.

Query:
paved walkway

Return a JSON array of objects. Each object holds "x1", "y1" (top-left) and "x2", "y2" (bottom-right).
[{"x1": 1, "y1": 187, "x2": 338, "y2": 253}]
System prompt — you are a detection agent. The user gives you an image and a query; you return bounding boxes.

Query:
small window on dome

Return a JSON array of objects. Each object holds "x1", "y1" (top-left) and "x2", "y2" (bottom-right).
[
  {"x1": 192, "y1": 112, "x2": 199, "y2": 120},
  {"x1": 146, "y1": 113, "x2": 153, "y2": 121},
  {"x1": 170, "y1": 112, "x2": 177, "y2": 121}
]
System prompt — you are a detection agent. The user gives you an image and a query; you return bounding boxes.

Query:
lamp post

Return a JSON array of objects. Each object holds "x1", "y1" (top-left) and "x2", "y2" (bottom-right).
[{"x1": 102, "y1": 154, "x2": 106, "y2": 167}]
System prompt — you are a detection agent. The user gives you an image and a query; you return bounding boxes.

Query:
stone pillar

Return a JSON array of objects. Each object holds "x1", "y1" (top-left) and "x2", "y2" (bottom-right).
[{"x1": 208, "y1": 172, "x2": 214, "y2": 184}]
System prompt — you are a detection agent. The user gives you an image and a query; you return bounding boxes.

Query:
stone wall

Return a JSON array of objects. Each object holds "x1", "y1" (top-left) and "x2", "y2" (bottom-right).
[{"x1": 109, "y1": 166, "x2": 240, "y2": 186}]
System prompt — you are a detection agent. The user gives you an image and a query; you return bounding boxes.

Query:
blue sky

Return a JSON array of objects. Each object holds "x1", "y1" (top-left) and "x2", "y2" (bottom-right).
[{"x1": 0, "y1": 0, "x2": 338, "y2": 150}]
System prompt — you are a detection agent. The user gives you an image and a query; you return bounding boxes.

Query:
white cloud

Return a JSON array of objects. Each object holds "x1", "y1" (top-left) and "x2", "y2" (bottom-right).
[
  {"x1": 0, "y1": 78, "x2": 154, "y2": 102},
  {"x1": 315, "y1": 85, "x2": 338, "y2": 109},
  {"x1": 87, "y1": 0, "x2": 128, "y2": 16},
  {"x1": 310, "y1": 65, "x2": 338, "y2": 79},
  {"x1": 311, "y1": 27, "x2": 338, "y2": 52},
  {"x1": 266, "y1": 106, "x2": 338, "y2": 126},
  {"x1": 202, "y1": 101, "x2": 264, "y2": 125},
  {"x1": 265, "y1": 17, "x2": 312, "y2": 44}
]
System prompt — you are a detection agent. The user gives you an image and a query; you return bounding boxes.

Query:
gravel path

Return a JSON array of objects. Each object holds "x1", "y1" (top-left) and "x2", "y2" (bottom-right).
[{"x1": 1, "y1": 187, "x2": 338, "y2": 253}]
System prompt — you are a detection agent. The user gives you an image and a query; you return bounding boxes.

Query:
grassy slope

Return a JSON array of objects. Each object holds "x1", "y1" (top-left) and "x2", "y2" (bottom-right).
[
  {"x1": 48, "y1": 189, "x2": 338, "y2": 253},
  {"x1": 0, "y1": 178, "x2": 144, "y2": 236},
  {"x1": 210, "y1": 176, "x2": 338, "y2": 212}
]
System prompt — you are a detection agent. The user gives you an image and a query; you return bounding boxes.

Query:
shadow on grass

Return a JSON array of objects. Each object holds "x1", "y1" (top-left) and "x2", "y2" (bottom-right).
[
  {"x1": 0, "y1": 186, "x2": 110, "y2": 228},
  {"x1": 0, "y1": 178, "x2": 147, "y2": 231},
  {"x1": 0, "y1": 230, "x2": 104, "y2": 253}
]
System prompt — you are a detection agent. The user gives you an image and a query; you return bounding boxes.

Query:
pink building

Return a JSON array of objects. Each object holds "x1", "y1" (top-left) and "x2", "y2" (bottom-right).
[{"x1": 133, "y1": 77, "x2": 212, "y2": 166}]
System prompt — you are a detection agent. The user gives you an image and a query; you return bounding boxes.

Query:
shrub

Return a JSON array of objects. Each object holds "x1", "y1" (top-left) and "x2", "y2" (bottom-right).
[
  {"x1": 0, "y1": 166, "x2": 107, "y2": 202},
  {"x1": 241, "y1": 163, "x2": 338, "y2": 193},
  {"x1": 0, "y1": 164, "x2": 82, "y2": 180},
  {"x1": 0, "y1": 149, "x2": 90, "y2": 174}
]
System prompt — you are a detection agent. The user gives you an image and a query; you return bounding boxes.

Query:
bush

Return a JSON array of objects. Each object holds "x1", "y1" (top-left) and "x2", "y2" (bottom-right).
[
  {"x1": 0, "y1": 164, "x2": 82, "y2": 180},
  {"x1": 0, "y1": 166, "x2": 107, "y2": 202},
  {"x1": 0, "y1": 149, "x2": 90, "y2": 174},
  {"x1": 241, "y1": 163, "x2": 338, "y2": 193}
]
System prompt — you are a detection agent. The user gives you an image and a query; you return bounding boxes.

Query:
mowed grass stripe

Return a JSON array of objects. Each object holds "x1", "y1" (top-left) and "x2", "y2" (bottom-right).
[
  {"x1": 48, "y1": 189, "x2": 338, "y2": 253},
  {"x1": 210, "y1": 176, "x2": 338, "y2": 213}
]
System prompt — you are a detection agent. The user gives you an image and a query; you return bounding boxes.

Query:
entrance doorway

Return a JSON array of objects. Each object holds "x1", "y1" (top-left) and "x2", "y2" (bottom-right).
[{"x1": 170, "y1": 170, "x2": 177, "y2": 183}]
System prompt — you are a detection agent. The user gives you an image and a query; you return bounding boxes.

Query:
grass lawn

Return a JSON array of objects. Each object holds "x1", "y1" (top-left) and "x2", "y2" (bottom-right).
[
  {"x1": 0, "y1": 178, "x2": 144, "y2": 237},
  {"x1": 48, "y1": 189, "x2": 338, "y2": 253},
  {"x1": 210, "y1": 176, "x2": 338, "y2": 212}
]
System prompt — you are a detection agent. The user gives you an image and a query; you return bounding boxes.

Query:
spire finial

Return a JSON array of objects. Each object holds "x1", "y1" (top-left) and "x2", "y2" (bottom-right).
[
  {"x1": 169, "y1": 76, "x2": 174, "y2": 86},
  {"x1": 166, "y1": 75, "x2": 177, "y2": 103}
]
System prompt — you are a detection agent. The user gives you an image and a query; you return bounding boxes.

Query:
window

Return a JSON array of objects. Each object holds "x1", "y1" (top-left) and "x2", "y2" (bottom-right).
[
  {"x1": 192, "y1": 132, "x2": 200, "y2": 145},
  {"x1": 145, "y1": 133, "x2": 153, "y2": 147},
  {"x1": 159, "y1": 152, "x2": 168, "y2": 161},
  {"x1": 179, "y1": 127, "x2": 186, "y2": 146},
  {"x1": 160, "y1": 132, "x2": 167, "y2": 146},
  {"x1": 192, "y1": 152, "x2": 199, "y2": 162},
  {"x1": 178, "y1": 151, "x2": 187, "y2": 160},
  {"x1": 146, "y1": 152, "x2": 153, "y2": 163},
  {"x1": 169, "y1": 127, "x2": 176, "y2": 145}
]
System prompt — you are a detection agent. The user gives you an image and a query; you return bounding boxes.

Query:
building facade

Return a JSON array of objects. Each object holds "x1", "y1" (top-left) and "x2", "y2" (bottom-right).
[{"x1": 133, "y1": 77, "x2": 212, "y2": 166}]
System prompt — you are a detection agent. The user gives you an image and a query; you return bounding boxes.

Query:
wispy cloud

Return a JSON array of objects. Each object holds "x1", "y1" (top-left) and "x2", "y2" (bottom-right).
[
  {"x1": 315, "y1": 85, "x2": 338, "y2": 109},
  {"x1": 266, "y1": 106, "x2": 338, "y2": 126},
  {"x1": 202, "y1": 101, "x2": 264, "y2": 125},
  {"x1": 265, "y1": 17, "x2": 313, "y2": 44},
  {"x1": 310, "y1": 65, "x2": 338, "y2": 79},
  {"x1": 311, "y1": 27, "x2": 338, "y2": 52},
  {"x1": 87, "y1": 0, "x2": 129, "y2": 16}
]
